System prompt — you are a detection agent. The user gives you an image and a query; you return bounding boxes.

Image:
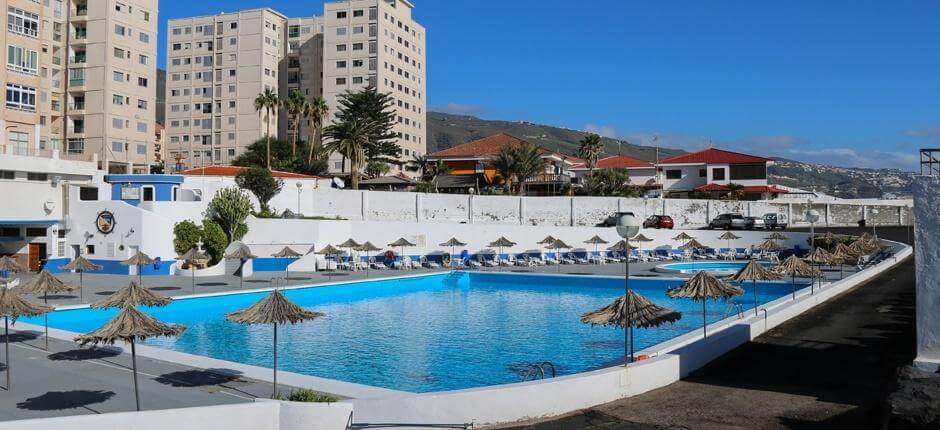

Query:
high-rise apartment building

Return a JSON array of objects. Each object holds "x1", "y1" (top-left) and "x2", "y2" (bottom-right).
[
  {"x1": 165, "y1": 9, "x2": 286, "y2": 169},
  {"x1": 164, "y1": 0, "x2": 427, "y2": 175},
  {"x1": 1, "y1": 0, "x2": 159, "y2": 174}
]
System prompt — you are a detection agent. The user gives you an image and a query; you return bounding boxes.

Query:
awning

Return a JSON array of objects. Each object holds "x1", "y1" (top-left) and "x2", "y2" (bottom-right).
[
  {"x1": 433, "y1": 174, "x2": 483, "y2": 189},
  {"x1": 0, "y1": 219, "x2": 59, "y2": 226}
]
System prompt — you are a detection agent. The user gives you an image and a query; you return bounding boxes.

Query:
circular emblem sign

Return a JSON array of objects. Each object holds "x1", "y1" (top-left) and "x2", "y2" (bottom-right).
[{"x1": 95, "y1": 211, "x2": 116, "y2": 235}]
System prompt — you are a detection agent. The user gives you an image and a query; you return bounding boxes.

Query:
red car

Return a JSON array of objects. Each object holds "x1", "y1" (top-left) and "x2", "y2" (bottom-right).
[{"x1": 643, "y1": 215, "x2": 674, "y2": 229}]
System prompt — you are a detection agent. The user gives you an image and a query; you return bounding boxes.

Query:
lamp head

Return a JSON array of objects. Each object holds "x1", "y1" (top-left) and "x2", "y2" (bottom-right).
[
  {"x1": 806, "y1": 209, "x2": 820, "y2": 223},
  {"x1": 616, "y1": 214, "x2": 640, "y2": 239}
]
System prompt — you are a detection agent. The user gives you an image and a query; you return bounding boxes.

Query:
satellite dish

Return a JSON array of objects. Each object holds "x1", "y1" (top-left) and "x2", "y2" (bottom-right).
[{"x1": 332, "y1": 177, "x2": 346, "y2": 189}]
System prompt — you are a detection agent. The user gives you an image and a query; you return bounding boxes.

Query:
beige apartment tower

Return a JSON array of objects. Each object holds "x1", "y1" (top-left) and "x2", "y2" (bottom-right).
[
  {"x1": 164, "y1": 0, "x2": 427, "y2": 175},
  {"x1": 1, "y1": 0, "x2": 158, "y2": 173}
]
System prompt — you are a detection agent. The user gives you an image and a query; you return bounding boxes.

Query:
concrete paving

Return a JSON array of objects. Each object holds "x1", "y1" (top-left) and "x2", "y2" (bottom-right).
[{"x1": 502, "y1": 226, "x2": 919, "y2": 430}]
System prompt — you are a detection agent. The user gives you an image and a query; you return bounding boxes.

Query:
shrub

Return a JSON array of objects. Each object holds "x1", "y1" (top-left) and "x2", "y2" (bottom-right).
[
  {"x1": 283, "y1": 389, "x2": 338, "y2": 403},
  {"x1": 235, "y1": 166, "x2": 284, "y2": 214},
  {"x1": 206, "y1": 187, "x2": 252, "y2": 243},
  {"x1": 200, "y1": 220, "x2": 228, "y2": 265},
  {"x1": 173, "y1": 220, "x2": 203, "y2": 257}
]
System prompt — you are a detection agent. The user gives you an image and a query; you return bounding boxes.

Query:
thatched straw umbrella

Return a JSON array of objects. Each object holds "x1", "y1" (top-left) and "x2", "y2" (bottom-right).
[
  {"x1": 315, "y1": 245, "x2": 341, "y2": 271},
  {"x1": 225, "y1": 245, "x2": 257, "y2": 289},
  {"x1": 584, "y1": 235, "x2": 609, "y2": 260},
  {"x1": 439, "y1": 238, "x2": 467, "y2": 270},
  {"x1": 758, "y1": 239, "x2": 785, "y2": 253},
  {"x1": 226, "y1": 289, "x2": 324, "y2": 396},
  {"x1": 62, "y1": 256, "x2": 101, "y2": 301},
  {"x1": 667, "y1": 271, "x2": 744, "y2": 338},
  {"x1": 765, "y1": 232, "x2": 788, "y2": 241},
  {"x1": 773, "y1": 255, "x2": 820, "y2": 300},
  {"x1": 729, "y1": 260, "x2": 782, "y2": 316},
  {"x1": 16, "y1": 270, "x2": 77, "y2": 349},
  {"x1": 581, "y1": 290, "x2": 681, "y2": 364},
  {"x1": 829, "y1": 247, "x2": 850, "y2": 279},
  {"x1": 273, "y1": 246, "x2": 303, "y2": 282},
  {"x1": 91, "y1": 281, "x2": 172, "y2": 310},
  {"x1": 537, "y1": 236, "x2": 557, "y2": 262},
  {"x1": 672, "y1": 232, "x2": 695, "y2": 241},
  {"x1": 718, "y1": 232, "x2": 741, "y2": 255},
  {"x1": 121, "y1": 251, "x2": 155, "y2": 286},
  {"x1": 337, "y1": 239, "x2": 362, "y2": 270},
  {"x1": 179, "y1": 247, "x2": 208, "y2": 294},
  {"x1": 387, "y1": 238, "x2": 416, "y2": 266},
  {"x1": 0, "y1": 256, "x2": 27, "y2": 285},
  {"x1": 546, "y1": 239, "x2": 572, "y2": 272},
  {"x1": 608, "y1": 240, "x2": 637, "y2": 253},
  {"x1": 488, "y1": 237, "x2": 517, "y2": 264},
  {"x1": 804, "y1": 247, "x2": 834, "y2": 294},
  {"x1": 680, "y1": 238, "x2": 707, "y2": 265},
  {"x1": 356, "y1": 242, "x2": 382, "y2": 275},
  {"x1": 631, "y1": 233, "x2": 654, "y2": 255},
  {"x1": 76, "y1": 306, "x2": 185, "y2": 411},
  {"x1": 0, "y1": 286, "x2": 52, "y2": 391}
]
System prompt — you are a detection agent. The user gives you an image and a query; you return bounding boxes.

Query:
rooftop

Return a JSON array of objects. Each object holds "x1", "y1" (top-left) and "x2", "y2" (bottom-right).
[
  {"x1": 428, "y1": 133, "x2": 535, "y2": 159},
  {"x1": 659, "y1": 148, "x2": 771, "y2": 165},
  {"x1": 178, "y1": 165, "x2": 319, "y2": 179},
  {"x1": 572, "y1": 155, "x2": 654, "y2": 170}
]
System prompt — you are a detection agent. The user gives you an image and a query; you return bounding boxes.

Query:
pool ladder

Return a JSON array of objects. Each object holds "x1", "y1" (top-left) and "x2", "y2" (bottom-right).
[
  {"x1": 520, "y1": 361, "x2": 556, "y2": 382},
  {"x1": 724, "y1": 302, "x2": 745, "y2": 319}
]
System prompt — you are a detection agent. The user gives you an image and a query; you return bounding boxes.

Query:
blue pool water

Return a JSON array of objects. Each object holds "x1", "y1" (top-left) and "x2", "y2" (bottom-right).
[
  {"x1": 658, "y1": 261, "x2": 772, "y2": 274},
  {"x1": 26, "y1": 272, "x2": 796, "y2": 393}
]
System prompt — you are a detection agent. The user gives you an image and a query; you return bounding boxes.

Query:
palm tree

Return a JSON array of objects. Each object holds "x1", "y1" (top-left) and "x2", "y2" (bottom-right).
[
  {"x1": 254, "y1": 88, "x2": 279, "y2": 170},
  {"x1": 323, "y1": 119, "x2": 376, "y2": 190},
  {"x1": 492, "y1": 145, "x2": 518, "y2": 194},
  {"x1": 512, "y1": 141, "x2": 548, "y2": 196},
  {"x1": 304, "y1": 96, "x2": 329, "y2": 165},
  {"x1": 578, "y1": 133, "x2": 604, "y2": 175},
  {"x1": 726, "y1": 183, "x2": 745, "y2": 200},
  {"x1": 282, "y1": 90, "x2": 309, "y2": 159},
  {"x1": 406, "y1": 154, "x2": 429, "y2": 178}
]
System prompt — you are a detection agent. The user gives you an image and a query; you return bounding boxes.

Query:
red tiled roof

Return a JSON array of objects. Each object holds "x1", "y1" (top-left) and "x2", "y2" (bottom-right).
[
  {"x1": 572, "y1": 155, "x2": 654, "y2": 170},
  {"x1": 178, "y1": 165, "x2": 319, "y2": 179},
  {"x1": 694, "y1": 183, "x2": 788, "y2": 194},
  {"x1": 428, "y1": 134, "x2": 546, "y2": 158},
  {"x1": 659, "y1": 148, "x2": 770, "y2": 165}
]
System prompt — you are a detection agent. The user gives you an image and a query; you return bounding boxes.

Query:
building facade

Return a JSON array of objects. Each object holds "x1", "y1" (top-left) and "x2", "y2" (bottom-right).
[
  {"x1": 164, "y1": 0, "x2": 427, "y2": 176},
  {"x1": 1, "y1": 0, "x2": 158, "y2": 174}
]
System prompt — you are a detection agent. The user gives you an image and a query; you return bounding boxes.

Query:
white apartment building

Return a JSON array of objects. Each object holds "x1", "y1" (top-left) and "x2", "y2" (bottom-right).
[
  {"x1": 164, "y1": 0, "x2": 427, "y2": 175},
  {"x1": 164, "y1": 9, "x2": 286, "y2": 170},
  {"x1": 2, "y1": 0, "x2": 158, "y2": 174}
]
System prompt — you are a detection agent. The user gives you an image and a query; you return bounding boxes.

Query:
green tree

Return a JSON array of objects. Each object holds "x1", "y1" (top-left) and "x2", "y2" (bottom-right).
[
  {"x1": 726, "y1": 183, "x2": 745, "y2": 200},
  {"x1": 405, "y1": 154, "x2": 428, "y2": 177},
  {"x1": 577, "y1": 133, "x2": 604, "y2": 175},
  {"x1": 172, "y1": 220, "x2": 203, "y2": 257},
  {"x1": 232, "y1": 139, "x2": 296, "y2": 171},
  {"x1": 323, "y1": 119, "x2": 377, "y2": 190},
  {"x1": 365, "y1": 160, "x2": 391, "y2": 178},
  {"x1": 511, "y1": 141, "x2": 548, "y2": 196},
  {"x1": 254, "y1": 88, "x2": 280, "y2": 170},
  {"x1": 492, "y1": 145, "x2": 518, "y2": 194},
  {"x1": 235, "y1": 166, "x2": 284, "y2": 215},
  {"x1": 282, "y1": 90, "x2": 309, "y2": 159},
  {"x1": 580, "y1": 168, "x2": 639, "y2": 197},
  {"x1": 205, "y1": 187, "x2": 252, "y2": 243},
  {"x1": 333, "y1": 87, "x2": 400, "y2": 164},
  {"x1": 201, "y1": 219, "x2": 228, "y2": 265},
  {"x1": 304, "y1": 97, "x2": 330, "y2": 165}
]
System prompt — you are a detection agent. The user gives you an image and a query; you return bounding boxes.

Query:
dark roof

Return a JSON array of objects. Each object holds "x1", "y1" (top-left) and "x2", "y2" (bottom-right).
[
  {"x1": 359, "y1": 175, "x2": 416, "y2": 185},
  {"x1": 178, "y1": 165, "x2": 319, "y2": 179},
  {"x1": 659, "y1": 148, "x2": 770, "y2": 165},
  {"x1": 694, "y1": 183, "x2": 789, "y2": 193},
  {"x1": 433, "y1": 174, "x2": 482, "y2": 189},
  {"x1": 428, "y1": 134, "x2": 553, "y2": 159}
]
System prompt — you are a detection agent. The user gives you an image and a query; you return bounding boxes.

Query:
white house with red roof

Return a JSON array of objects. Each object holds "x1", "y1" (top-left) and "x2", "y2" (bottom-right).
[
  {"x1": 569, "y1": 155, "x2": 659, "y2": 188},
  {"x1": 657, "y1": 148, "x2": 788, "y2": 200}
]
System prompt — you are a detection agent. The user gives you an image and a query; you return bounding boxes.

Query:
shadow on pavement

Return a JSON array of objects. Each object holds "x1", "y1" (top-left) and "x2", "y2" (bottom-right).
[
  {"x1": 16, "y1": 390, "x2": 115, "y2": 412},
  {"x1": 48, "y1": 347, "x2": 121, "y2": 361},
  {"x1": 154, "y1": 368, "x2": 244, "y2": 387},
  {"x1": 149, "y1": 286, "x2": 181, "y2": 291}
]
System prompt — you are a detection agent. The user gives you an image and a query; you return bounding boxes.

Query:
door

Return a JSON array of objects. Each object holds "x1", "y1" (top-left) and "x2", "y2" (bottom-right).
[
  {"x1": 27, "y1": 243, "x2": 46, "y2": 272},
  {"x1": 127, "y1": 246, "x2": 139, "y2": 275}
]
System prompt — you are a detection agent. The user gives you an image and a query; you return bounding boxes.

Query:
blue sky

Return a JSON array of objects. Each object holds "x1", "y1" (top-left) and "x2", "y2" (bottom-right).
[{"x1": 159, "y1": 0, "x2": 940, "y2": 171}]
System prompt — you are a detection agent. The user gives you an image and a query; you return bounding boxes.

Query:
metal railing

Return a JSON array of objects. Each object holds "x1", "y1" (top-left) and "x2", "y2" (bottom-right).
[
  {"x1": 524, "y1": 174, "x2": 571, "y2": 184},
  {"x1": 921, "y1": 148, "x2": 940, "y2": 176}
]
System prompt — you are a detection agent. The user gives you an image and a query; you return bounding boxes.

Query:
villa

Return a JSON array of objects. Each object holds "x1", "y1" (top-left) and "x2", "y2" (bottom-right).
[
  {"x1": 569, "y1": 154, "x2": 658, "y2": 188},
  {"x1": 657, "y1": 148, "x2": 789, "y2": 200}
]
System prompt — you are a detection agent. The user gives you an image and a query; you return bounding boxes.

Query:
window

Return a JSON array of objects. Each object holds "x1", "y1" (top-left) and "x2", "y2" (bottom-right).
[
  {"x1": 114, "y1": 24, "x2": 126, "y2": 36},
  {"x1": 5, "y1": 83, "x2": 36, "y2": 111},
  {"x1": 699, "y1": 168, "x2": 706, "y2": 177},
  {"x1": 112, "y1": 94, "x2": 125, "y2": 105},
  {"x1": 26, "y1": 172, "x2": 47, "y2": 181},
  {"x1": 336, "y1": 77, "x2": 346, "y2": 85},
  {"x1": 336, "y1": 44, "x2": 347, "y2": 52},
  {"x1": 665, "y1": 170, "x2": 682, "y2": 180},
  {"x1": 139, "y1": 54, "x2": 148, "y2": 65},
  {"x1": 0, "y1": 228, "x2": 19, "y2": 238},
  {"x1": 6, "y1": 45, "x2": 38, "y2": 74},
  {"x1": 85, "y1": 245, "x2": 95, "y2": 255},
  {"x1": 138, "y1": 77, "x2": 148, "y2": 87},
  {"x1": 336, "y1": 60, "x2": 347, "y2": 68},
  {"x1": 113, "y1": 71, "x2": 125, "y2": 82},
  {"x1": 336, "y1": 27, "x2": 346, "y2": 36},
  {"x1": 7, "y1": 7, "x2": 39, "y2": 38},
  {"x1": 353, "y1": 26, "x2": 363, "y2": 34},
  {"x1": 352, "y1": 59, "x2": 363, "y2": 67},
  {"x1": 353, "y1": 42, "x2": 363, "y2": 51},
  {"x1": 137, "y1": 144, "x2": 146, "y2": 155},
  {"x1": 112, "y1": 118, "x2": 125, "y2": 129},
  {"x1": 336, "y1": 11, "x2": 347, "y2": 18},
  {"x1": 712, "y1": 168, "x2": 726, "y2": 181},
  {"x1": 0, "y1": 170, "x2": 13, "y2": 180},
  {"x1": 138, "y1": 99, "x2": 148, "y2": 110},
  {"x1": 729, "y1": 164, "x2": 767, "y2": 180},
  {"x1": 25, "y1": 228, "x2": 46, "y2": 237},
  {"x1": 139, "y1": 32, "x2": 149, "y2": 43},
  {"x1": 111, "y1": 141, "x2": 123, "y2": 152},
  {"x1": 353, "y1": 9, "x2": 364, "y2": 17}
]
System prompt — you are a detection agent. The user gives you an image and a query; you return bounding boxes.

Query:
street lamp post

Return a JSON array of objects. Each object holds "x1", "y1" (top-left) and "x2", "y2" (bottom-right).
[
  {"x1": 806, "y1": 206, "x2": 820, "y2": 294},
  {"x1": 295, "y1": 181, "x2": 303, "y2": 216},
  {"x1": 616, "y1": 214, "x2": 641, "y2": 364},
  {"x1": 871, "y1": 208, "x2": 879, "y2": 239}
]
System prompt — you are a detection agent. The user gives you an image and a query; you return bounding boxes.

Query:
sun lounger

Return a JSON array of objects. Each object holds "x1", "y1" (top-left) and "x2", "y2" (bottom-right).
[
  {"x1": 420, "y1": 256, "x2": 442, "y2": 269},
  {"x1": 369, "y1": 257, "x2": 390, "y2": 270}
]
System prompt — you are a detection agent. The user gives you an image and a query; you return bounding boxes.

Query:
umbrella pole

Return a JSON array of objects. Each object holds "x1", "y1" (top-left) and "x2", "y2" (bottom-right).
[
  {"x1": 702, "y1": 300, "x2": 708, "y2": 338},
  {"x1": 624, "y1": 254, "x2": 630, "y2": 365},
  {"x1": 138, "y1": 264, "x2": 142, "y2": 287},
  {"x1": 191, "y1": 266, "x2": 195, "y2": 294},
  {"x1": 79, "y1": 271, "x2": 84, "y2": 303},
  {"x1": 240, "y1": 260, "x2": 244, "y2": 289},
  {"x1": 792, "y1": 274, "x2": 796, "y2": 300},
  {"x1": 131, "y1": 339, "x2": 140, "y2": 411},
  {"x1": 753, "y1": 279, "x2": 759, "y2": 317},
  {"x1": 43, "y1": 296, "x2": 49, "y2": 351},
  {"x1": 272, "y1": 322, "x2": 278, "y2": 398},
  {"x1": 4, "y1": 317, "x2": 9, "y2": 391}
]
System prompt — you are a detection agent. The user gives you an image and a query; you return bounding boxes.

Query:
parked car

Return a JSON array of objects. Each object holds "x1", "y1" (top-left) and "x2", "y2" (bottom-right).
[
  {"x1": 600, "y1": 211, "x2": 637, "y2": 227},
  {"x1": 709, "y1": 213, "x2": 749, "y2": 230},
  {"x1": 763, "y1": 213, "x2": 789, "y2": 230},
  {"x1": 643, "y1": 215, "x2": 674, "y2": 229},
  {"x1": 745, "y1": 216, "x2": 765, "y2": 230}
]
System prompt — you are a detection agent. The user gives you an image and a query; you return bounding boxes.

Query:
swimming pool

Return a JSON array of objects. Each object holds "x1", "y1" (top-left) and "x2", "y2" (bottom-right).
[
  {"x1": 26, "y1": 272, "x2": 795, "y2": 393},
  {"x1": 656, "y1": 261, "x2": 773, "y2": 275}
]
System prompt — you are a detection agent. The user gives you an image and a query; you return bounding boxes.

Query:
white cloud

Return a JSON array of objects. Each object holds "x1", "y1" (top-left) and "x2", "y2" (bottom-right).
[
  {"x1": 434, "y1": 102, "x2": 486, "y2": 116},
  {"x1": 583, "y1": 124, "x2": 620, "y2": 139},
  {"x1": 905, "y1": 124, "x2": 940, "y2": 140}
]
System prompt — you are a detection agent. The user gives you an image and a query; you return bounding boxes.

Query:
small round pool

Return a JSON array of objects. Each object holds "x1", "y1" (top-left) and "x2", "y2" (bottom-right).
[{"x1": 655, "y1": 261, "x2": 771, "y2": 275}]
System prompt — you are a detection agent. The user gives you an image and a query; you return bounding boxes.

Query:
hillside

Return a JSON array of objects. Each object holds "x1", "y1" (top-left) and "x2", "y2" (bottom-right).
[{"x1": 427, "y1": 112, "x2": 914, "y2": 199}]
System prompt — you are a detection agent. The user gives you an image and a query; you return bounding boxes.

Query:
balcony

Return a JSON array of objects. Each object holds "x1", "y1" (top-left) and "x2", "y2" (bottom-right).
[
  {"x1": 69, "y1": 55, "x2": 86, "y2": 65},
  {"x1": 524, "y1": 174, "x2": 572, "y2": 184},
  {"x1": 68, "y1": 78, "x2": 85, "y2": 87},
  {"x1": 69, "y1": 102, "x2": 85, "y2": 112}
]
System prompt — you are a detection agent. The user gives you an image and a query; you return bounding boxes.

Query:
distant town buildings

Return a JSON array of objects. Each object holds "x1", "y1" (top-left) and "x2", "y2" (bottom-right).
[
  {"x1": 1, "y1": 0, "x2": 159, "y2": 173},
  {"x1": 164, "y1": 0, "x2": 427, "y2": 176}
]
